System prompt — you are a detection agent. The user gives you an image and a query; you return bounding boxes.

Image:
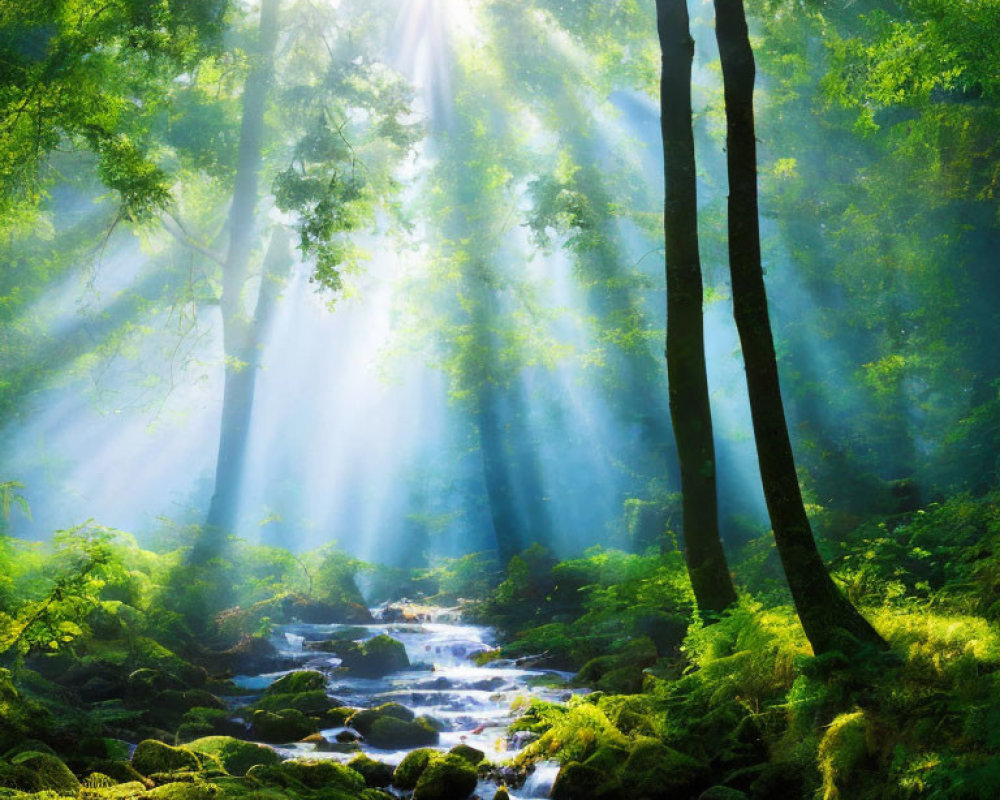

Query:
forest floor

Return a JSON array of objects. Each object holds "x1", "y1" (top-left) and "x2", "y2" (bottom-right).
[{"x1": 4, "y1": 491, "x2": 1000, "y2": 799}]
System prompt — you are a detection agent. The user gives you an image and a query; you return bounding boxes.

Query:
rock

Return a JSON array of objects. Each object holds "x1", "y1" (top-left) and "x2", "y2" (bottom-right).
[
  {"x1": 176, "y1": 707, "x2": 243, "y2": 742},
  {"x1": 144, "y1": 783, "x2": 217, "y2": 800},
  {"x1": 5, "y1": 752, "x2": 80, "y2": 795},
  {"x1": 326, "y1": 706, "x2": 355, "y2": 726},
  {"x1": 393, "y1": 748, "x2": 436, "y2": 790},
  {"x1": 186, "y1": 736, "x2": 280, "y2": 776},
  {"x1": 551, "y1": 762, "x2": 609, "y2": 800},
  {"x1": 449, "y1": 744, "x2": 485, "y2": 765},
  {"x1": 367, "y1": 715, "x2": 440, "y2": 749},
  {"x1": 254, "y1": 689, "x2": 333, "y2": 715},
  {"x1": 493, "y1": 789, "x2": 511, "y2": 800},
  {"x1": 314, "y1": 635, "x2": 410, "y2": 677},
  {"x1": 127, "y1": 668, "x2": 185, "y2": 696},
  {"x1": 620, "y1": 740, "x2": 708, "y2": 799},
  {"x1": 348, "y1": 703, "x2": 415, "y2": 735},
  {"x1": 204, "y1": 635, "x2": 285, "y2": 675},
  {"x1": 336, "y1": 730, "x2": 361, "y2": 743},
  {"x1": 349, "y1": 754, "x2": 395, "y2": 788},
  {"x1": 412, "y1": 753, "x2": 478, "y2": 800},
  {"x1": 260, "y1": 759, "x2": 366, "y2": 792},
  {"x1": 250, "y1": 708, "x2": 318, "y2": 743},
  {"x1": 265, "y1": 670, "x2": 327, "y2": 695},
  {"x1": 131, "y1": 740, "x2": 200, "y2": 776}
]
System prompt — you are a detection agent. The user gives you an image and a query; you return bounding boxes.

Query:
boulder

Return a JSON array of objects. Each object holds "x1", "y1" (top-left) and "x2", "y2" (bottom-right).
[
  {"x1": 131, "y1": 740, "x2": 200, "y2": 776},
  {"x1": 620, "y1": 740, "x2": 708, "y2": 799},
  {"x1": 186, "y1": 736, "x2": 280, "y2": 776},
  {"x1": 4, "y1": 752, "x2": 80, "y2": 795},
  {"x1": 250, "y1": 708, "x2": 318, "y2": 743},
  {"x1": 265, "y1": 670, "x2": 326, "y2": 695},
  {"x1": 366, "y1": 715, "x2": 439, "y2": 749},
  {"x1": 254, "y1": 689, "x2": 332, "y2": 715},
  {"x1": 393, "y1": 748, "x2": 436, "y2": 790},
  {"x1": 449, "y1": 744, "x2": 485, "y2": 765},
  {"x1": 551, "y1": 762, "x2": 609, "y2": 800},
  {"x1": 311, "y1": 635, "x2": 409, "y2": 677},
  {"x1": 347, "y1": 703, "x2": 415, "y2": 736},
  {"x1": 412, "y1": 753, "x2": 478, "y2": 800},
  {"x1": 349, "y1": 754, "x2": 395, "y2": 788}
]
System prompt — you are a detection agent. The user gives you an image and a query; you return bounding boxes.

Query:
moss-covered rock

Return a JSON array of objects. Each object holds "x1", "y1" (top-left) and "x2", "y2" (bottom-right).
[
  {"x1": 186, "y1": 736, "x2": 280, "y2": 776},
  {"x1": 176, "y1": 708, "x2": 243, "y2": 744},
  {"x1": 250, "y1": 759, "x2": 366, "y2": 793},
  {"x1": 449, "y1": 744, "x2": 485, "y2": 765},
  {"x1": 348, "y1": 754, "x2": 394, "y2": 788},
  {"x1": 493, "y1": 789, "x2": 510, "y2": 800},
  {"x1": 131, "y1": 740, "x2": 200, "y2": 777},
  {"x1": 347, "y1": 703, "x2": 414, "y2": 736},
  {"x1": 818, "y1": 711, "x2": 874, "y2": 800},
  {"x1": 144, "y1": 781, "x2": 218, "y2": 800},
  {"x1": 80, "y1": 779, "x2": 149, "y2": 800},
  {"x1": 313, "y1": 636, "x2": 409, "y2": 677},
  {"x1": 264, "y1": 671, "x2": 326, "y2": 695},
  {"x1": 411, "y1": 753, "x2": 478, "y2": 800},
  {"x1": 393, "y1": 749, "x2": 436, "y2": 790},
  {"x1": 326, "y1": 706, "x2": 355, "y2": 726},
  {"x1": 249, "y1": 709, "x2": 318, "y2": 743},
  {"x1": 551, "y1": 762, "x2": 611, "y2": 800},
  {"x1": 366, "y1": 715, "x2": 439, "y2": 749},
  {"x1": 3, "y1": 752, "x2": 80, "y2": 796},
  {"x1": 254, "y1": 689, "x2": 332, "y2": 715},
  {"x1": 620, "y1": 740, "x2": 708, "y2": 799}
]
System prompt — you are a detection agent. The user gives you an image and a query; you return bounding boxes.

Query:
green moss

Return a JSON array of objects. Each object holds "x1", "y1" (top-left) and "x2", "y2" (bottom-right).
[
  {"x1": 366, "y1": 715, "x2": 439, "y2": 749},
  {"x1": 263, "y1": 671, "x2": 326, "y2": 696},
  {"x1": 448, "y1": 744, "x2": 485, "y2": 765},
  {"x1": 131, "y1": 740, "x2": 200, "y2": 776},
  {"x1": 817, "y1": 711, "x2": 872, "y2": 800},
  {"x1": 253, "y1": 689, "x2": 332, "y2": 715},
  {"x1": 411, "y1": 754, "x2": 477, "y2": 800},
  {"x1": 249, "y1": 709, "x2": 318, "y2": 743},
  {"x1": 348, "y1": 754, "x2": 394, "y2": 788},
  {"x1": 619, "y1": 740, "x2": 708, "y2": 799},
  {"x1": 144, "y1": 782, "x2": 217, "y2": 800},
  {"x1": 326, "y1": 707, "x2": 355, "y2": 727},
  {"x1": 551, "y1": 762, "x2": 613, "y2": 800},
  {"x1": 392, "y1": 749, "x2": 435, "y2": 790},
  {"x1": 187, "y1": 737, "x2": 280, "y2": 777},
  {"x1": 346, "y1": 703, "x2": 414, "y2": 736},
  {"x1": 0, "y1": 753, "x2": 79, "y2": 797}
]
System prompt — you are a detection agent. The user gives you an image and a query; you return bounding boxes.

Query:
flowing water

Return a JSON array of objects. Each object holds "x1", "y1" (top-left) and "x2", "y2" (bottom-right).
[{"x1": 232, "y1": 609, "x2": 579, "y2": 799}]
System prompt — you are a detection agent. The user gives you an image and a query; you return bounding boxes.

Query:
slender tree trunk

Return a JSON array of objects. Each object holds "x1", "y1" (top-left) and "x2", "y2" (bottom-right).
[
  {"x1": 657, "y1": 0, "x2": 737, "y2": 615},
  {"x1": 203, "y1": 0, "x2": 281, "y2": 545},
  {"x1": 478, "y1": 387, "x2": 526, "y2": 569},
  {"x1": 712, "y1": 0, "x2": 885, "y2": 654}
]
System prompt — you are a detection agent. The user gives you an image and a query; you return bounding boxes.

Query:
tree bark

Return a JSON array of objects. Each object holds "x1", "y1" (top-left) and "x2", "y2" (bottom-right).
[
  {"x1": 203, "y1": 0, "x2": 282, "y2": 546},
  {"x1": 656, "y1": 0, "x2": 737, "y2": 615},
  {"x1": 712, "y1": 0, "x2": 886, "y2": 653}
]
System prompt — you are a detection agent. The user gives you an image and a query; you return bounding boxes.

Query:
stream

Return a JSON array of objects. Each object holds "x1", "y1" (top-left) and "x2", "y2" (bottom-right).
[{"x1": 232, "y1": 608, "x2": 578, "y2": 799}]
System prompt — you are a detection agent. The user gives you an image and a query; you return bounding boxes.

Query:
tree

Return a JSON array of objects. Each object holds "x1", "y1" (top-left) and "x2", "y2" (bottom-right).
[
  {"x1": 712, "y1": 0, "x2": 885, "y2": 654},
  {"x1": 655, "y1": 0, "x2": 737, "y2": 615}
]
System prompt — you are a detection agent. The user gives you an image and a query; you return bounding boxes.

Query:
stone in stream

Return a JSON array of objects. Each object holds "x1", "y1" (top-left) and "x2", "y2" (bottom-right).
[
  {"x1": 264, "y1": 669, "x2": 326, "y2": 695},
  {"x1": 186, "y1": 736, "x2": 281, "y2": 776},
  {"x1": 349, "y1": 753, "x2": 395, "y2": 788},
  {"x1": 250, "y1": 708, "x2": 318, "y2": 743},
  {"x1": 411, "y1": 752, "x2": 479, "y2": 800},
  {"x1": 449, "y1": 744, "x2": 485, "y2": 765},
  {"x1": 305, "y1": 634, "x2": 409, "y2": 677}
]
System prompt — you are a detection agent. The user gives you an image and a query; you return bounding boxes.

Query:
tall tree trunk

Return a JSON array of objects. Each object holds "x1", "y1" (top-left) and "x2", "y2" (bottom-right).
[
  {"x1": 478, "y1": 386, "x2": 526, "y2": 569},
  {"x1": 712, "y1": 0, "x2": 885, "y2": 654},
  {"x1": 657, "y1": 0, "x2": 737, "y2": 615},
  {"x1": 203, "y1": 0, "x2": 281, "y2": 546}
]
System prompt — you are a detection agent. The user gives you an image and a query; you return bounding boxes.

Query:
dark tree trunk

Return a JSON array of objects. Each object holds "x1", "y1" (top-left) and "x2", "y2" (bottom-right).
[
  {"x1": 478, "y1": 386, "x2": 526, "y2": 569},
  {"x1": 712, "y1": 0, "x2": 885, "y2": 654},
  {"x1": 656, "y1": 0, "x2": 737, "y2": 615},
  {"x1": 203, "y1": 0, "x2": 281, "y2": 546}
]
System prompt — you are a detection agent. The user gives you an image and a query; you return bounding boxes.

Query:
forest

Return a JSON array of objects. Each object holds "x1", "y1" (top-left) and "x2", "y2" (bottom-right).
[{"x1": 1, "y1": 0, "x2": 999, "y2": 798}]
